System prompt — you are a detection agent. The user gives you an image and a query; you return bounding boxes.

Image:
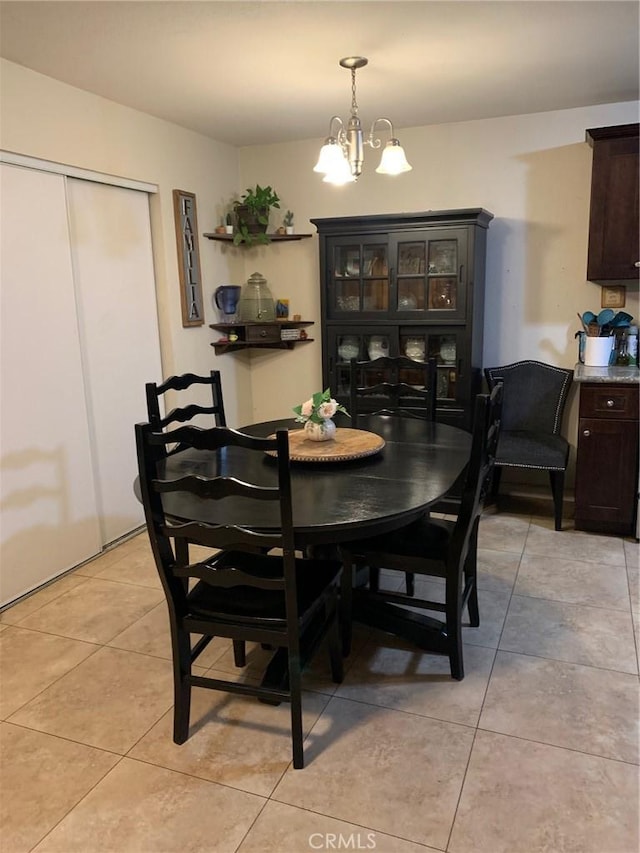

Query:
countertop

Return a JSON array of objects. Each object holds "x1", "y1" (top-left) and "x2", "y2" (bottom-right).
[{"x1": 574, "y1": 364, "x2": 640, "y2": 383}]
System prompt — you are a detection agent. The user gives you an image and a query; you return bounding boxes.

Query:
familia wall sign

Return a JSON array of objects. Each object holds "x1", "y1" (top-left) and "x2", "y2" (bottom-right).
[{"x1": 173, "y1": 189, "x2": 204, "y2": 327}]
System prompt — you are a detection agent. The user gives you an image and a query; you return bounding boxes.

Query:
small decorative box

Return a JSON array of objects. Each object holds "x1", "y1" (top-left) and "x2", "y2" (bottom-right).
[{"x1": 280, "y1": 329, "x2": 302, "y2": 341}]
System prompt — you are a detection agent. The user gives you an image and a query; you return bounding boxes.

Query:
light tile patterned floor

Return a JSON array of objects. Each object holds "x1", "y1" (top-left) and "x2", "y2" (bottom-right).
[{"x1": 1, "y1": 507, "x2": 638, "y2": 852}]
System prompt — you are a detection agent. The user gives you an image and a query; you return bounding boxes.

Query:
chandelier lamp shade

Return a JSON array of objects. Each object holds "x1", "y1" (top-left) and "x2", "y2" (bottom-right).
[{"x1": 314, "y1": 57, "x2": 412, "y2": 185}]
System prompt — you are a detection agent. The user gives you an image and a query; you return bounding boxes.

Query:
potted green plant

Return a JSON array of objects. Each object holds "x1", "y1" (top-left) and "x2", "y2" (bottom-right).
[
  {"x1": 233, "y1": 184, "x2": 280, "y2": 246},
  {"x1": 283, "y1": 210, "x2": 294, "y2": 235},
  {"x1": 225, "y1": 211, "x2": 234, "y2": 234}
]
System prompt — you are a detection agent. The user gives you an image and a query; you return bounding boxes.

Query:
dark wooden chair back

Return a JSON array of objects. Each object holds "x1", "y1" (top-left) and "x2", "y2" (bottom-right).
[
  {"x1": 137, "y1": 423, "x2": 293, "y2": 585},
  {"x1": 448, "y1": 382, "x2": 503, "y2": 574},
  {"x1": 145, "y1": 370, "x2": 227, "y2": 430},
  {"x1": 135, "y1": 422, "x2": 343, "y2": 769},
  {"x1": 349, "y1": 356, "x2": 437, "y2": 426}
]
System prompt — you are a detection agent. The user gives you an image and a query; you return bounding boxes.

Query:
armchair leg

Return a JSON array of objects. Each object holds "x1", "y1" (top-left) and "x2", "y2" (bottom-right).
[{"x1": 549, "y1": 470, "x2": 565, "y2": 531}]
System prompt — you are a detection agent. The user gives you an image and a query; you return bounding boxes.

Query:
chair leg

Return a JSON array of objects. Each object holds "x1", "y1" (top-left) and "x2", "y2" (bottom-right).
[
  {"x1": 447, "y1": 603, "x2": 465, "y2": 681},
  {"x1": 549, "y1": 470, "x2": 565, "y2": 531},
  {"x1": 288, "y1": 653, "x2": 304, "y2": 769},
  {"x1": 369, "y1": 566, "x2": 381, "y2": 592},
  {"x1": 340, "y1": 556, "x2": 353, "y2": 657},
  {"x1": 405, "y1": 572, "x2": 415, "y2": 596},
  {"x1": 465, "y1": 526, "x2": 480, "y2": 627},
  {"x1": 489, "y1": 466, "x2": 502, "y2": 504},
  {"x1": 445, "y1": 571, "x2": 465, "y2": 680},
  {"x1": 327, "y1": 598, "x2": 344, "y2": 684},
  {"x1": 466, "y1": 580, "x2": 479, "y2": 628},
  {"x1": 233, "y1": 640, "x2": 246, "y2": 667},
  {"x1": 172, "y1": 627, "x2": 192, "y2": 744}
]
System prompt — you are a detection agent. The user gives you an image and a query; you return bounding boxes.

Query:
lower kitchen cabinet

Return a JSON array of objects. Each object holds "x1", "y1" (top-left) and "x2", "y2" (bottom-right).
[{"x1": 574, "y1": 382, "x2": 639, "y2": 535}]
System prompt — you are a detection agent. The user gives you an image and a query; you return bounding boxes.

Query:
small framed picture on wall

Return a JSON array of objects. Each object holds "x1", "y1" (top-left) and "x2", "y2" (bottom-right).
[{"x1": 600, "y1": 285, "x2": 626, "y2": 309}]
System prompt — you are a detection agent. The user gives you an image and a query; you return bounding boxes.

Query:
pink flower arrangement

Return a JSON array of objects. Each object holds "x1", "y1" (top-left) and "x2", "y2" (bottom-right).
[{"x1": 293, "y1": 389, "x2": 349, "y2": 425}]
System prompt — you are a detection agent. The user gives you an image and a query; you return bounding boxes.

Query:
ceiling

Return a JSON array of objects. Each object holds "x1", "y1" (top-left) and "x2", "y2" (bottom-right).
[{"x1": 1, "y1": 1, "x2": 638, "y2": 148}]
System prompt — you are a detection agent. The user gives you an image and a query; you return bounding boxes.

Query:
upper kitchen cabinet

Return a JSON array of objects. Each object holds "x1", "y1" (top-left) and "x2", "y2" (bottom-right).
[
  {"x1": 586, "y1": 123, "x2": 639, "y2": 284},
  {"x1": 311, "y1": 209, "x2": 493, "y2": 430}
]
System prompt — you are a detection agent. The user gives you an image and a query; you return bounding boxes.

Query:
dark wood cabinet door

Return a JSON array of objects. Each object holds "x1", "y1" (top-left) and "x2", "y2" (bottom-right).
[
  {"x1": 575, "y1": 416, "x2": 639, "y2": 533},
  {"x1": 586, "y1": 124, "x2": 640, "y2": 283}
]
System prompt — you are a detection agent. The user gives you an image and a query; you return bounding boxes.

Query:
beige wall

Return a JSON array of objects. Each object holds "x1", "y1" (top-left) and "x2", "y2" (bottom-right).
[
  {"x1": 0, "y1": 59, "x2": 252, "y2": 425},
  {"x1": 2, "y1": 59, "x2": 638, "y2": 484},
  {"x1": 238, "y1": 102, "x2": 639, "y2": 488}
]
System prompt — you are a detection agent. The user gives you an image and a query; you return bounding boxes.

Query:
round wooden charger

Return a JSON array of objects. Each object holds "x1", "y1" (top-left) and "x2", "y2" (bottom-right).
[{"x1": 266, "y1": 428, "x2": 385, "y2": 463}]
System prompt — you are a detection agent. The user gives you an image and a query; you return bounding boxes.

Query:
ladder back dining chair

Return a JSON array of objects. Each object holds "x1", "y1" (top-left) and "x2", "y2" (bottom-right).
[
  {"x1": 145, "y1": 370, "x2": 227, "y2": 433},
  {"x1": 349, "y1": 356, "x2": 438, "y2": 427},
  {"x1": 339, "y1": 384, "x2": 503, "y2": 679},
  {"x1": 144, "y1": 370, "x2": 228, "y2": 567},
  {"x1": 135, "y1": 421, "x2": 343, "y2": 769},
  {"x1": 349, "y1": 354, "x2": 438, "y2": 596}
]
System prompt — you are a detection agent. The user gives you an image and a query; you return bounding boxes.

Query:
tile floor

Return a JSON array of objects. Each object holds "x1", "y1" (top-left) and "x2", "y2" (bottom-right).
[{"x1": 1, "y1": 508, "x2": 638, "y2": 852}]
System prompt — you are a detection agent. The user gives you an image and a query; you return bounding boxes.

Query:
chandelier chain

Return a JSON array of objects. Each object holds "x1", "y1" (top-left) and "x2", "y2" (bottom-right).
[{"x1": 351, "y1": 67, "x2": 359, "y2": 116}]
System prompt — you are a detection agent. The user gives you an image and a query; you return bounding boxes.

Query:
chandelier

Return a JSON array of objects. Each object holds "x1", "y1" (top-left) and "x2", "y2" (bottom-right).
[{"x1": 313, "y1": 57, "x2": 412, "y2": 186}]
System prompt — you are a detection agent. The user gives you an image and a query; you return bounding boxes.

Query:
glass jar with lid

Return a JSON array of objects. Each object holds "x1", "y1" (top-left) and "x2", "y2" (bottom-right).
[{"x1": 239, "y1": 271, "x2": 276, "y2": 322}]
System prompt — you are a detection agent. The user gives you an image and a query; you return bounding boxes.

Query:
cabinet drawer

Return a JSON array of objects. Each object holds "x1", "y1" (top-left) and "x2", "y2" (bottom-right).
[
  {"x1": 245, "y1": 324, "x2": 280, "y2": 343},
  {"x1": 579, "y1": 383, "x2": 638, "y2": 419}
]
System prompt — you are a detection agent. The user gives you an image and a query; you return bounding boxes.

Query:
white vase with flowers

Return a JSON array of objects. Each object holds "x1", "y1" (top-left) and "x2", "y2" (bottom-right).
[{"x1": 293, "y1": 389, "x2": 349, "y2": 442}]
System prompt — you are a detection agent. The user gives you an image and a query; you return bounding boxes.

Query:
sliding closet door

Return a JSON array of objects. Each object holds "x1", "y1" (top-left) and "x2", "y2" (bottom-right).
[
  {"x1": 67, "y1": 179, "x2": 163, "y2": 546},
  {"x1": 0, "y1": 164, "x2": 101, "y2": 605}
]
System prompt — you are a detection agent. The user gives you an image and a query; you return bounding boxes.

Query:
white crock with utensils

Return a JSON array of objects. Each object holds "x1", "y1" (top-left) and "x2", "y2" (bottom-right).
[{"x1": 583, "y1": 335, "x2": 614, "y2": 367}]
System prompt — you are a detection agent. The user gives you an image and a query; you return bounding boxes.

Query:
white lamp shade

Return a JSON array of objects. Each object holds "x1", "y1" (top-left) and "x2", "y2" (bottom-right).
[
  {"x1": 322, "y1": 150, "x2": 356, "y2": 185},
  {"x1": 376, "y1": 139, "x2": 412, "y2": 175},
  {"x1": 314, "y1": 138, "x2": 345, "y2": 174}
]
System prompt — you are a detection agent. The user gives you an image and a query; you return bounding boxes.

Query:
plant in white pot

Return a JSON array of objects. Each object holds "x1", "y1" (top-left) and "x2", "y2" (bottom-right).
[{"x1": 283, "y1": 210, "x2": 294, "y2": 235}]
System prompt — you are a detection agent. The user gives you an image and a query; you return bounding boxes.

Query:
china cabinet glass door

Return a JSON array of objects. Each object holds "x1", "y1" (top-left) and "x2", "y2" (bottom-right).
[
  {"x1": 329, "y1": 238, "x2": 389, "y2": 318},
  {"x1": 399, "y1": 327, "x2": 467, "y2": 418},
  {"x1": 328, "y1": 327, "x2": 393, "y2": 405},
  {"x1": 392, "y1": 230, "x2": 467, "y2": 321}
]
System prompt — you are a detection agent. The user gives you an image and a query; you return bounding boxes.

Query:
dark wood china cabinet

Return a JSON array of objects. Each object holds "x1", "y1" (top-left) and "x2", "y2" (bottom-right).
[{"x1": 311, "y1": 209, "x2": 493, "y2": 430}]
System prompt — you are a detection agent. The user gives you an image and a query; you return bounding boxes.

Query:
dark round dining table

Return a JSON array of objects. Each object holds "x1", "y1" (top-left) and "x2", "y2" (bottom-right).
[{"x1": 154, "y1": 414, "x2": 472, "y2": 549}]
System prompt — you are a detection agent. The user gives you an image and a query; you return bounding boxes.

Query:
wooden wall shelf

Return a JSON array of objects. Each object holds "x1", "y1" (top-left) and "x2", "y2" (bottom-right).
[
  {"x1": 210, "y1": 320, "x2": 314, "y2": 354},
  {"x1": 203, "y1": 232, "x2": 313, "y2": 243}
]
